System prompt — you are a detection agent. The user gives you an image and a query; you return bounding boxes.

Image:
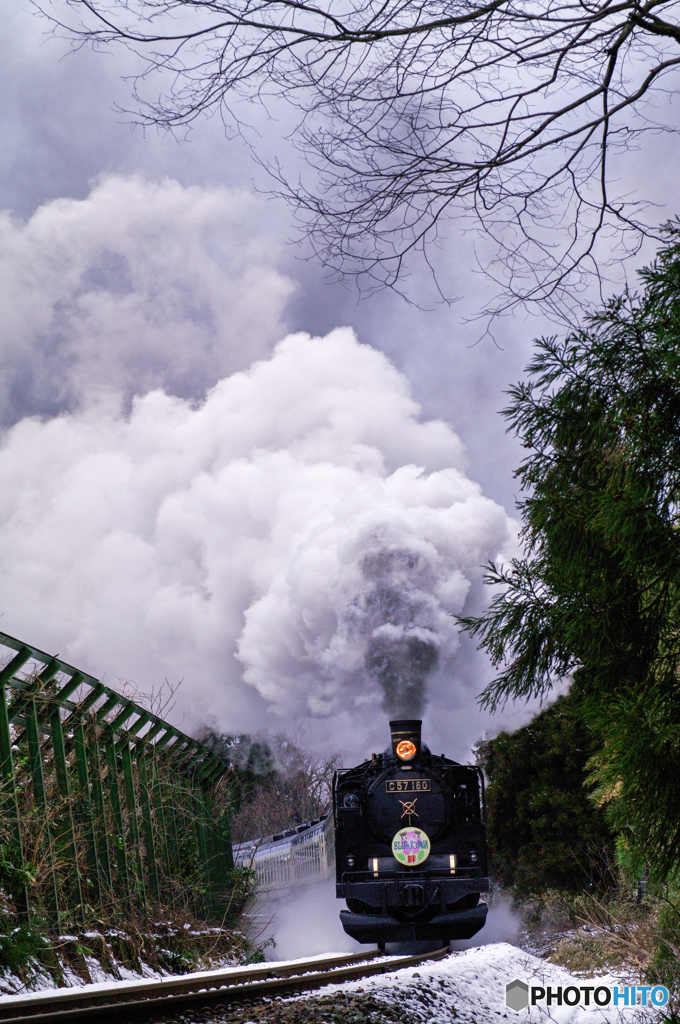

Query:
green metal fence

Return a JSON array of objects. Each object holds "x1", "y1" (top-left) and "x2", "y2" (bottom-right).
[{"x1": 0, "y1": 630, "x2": 234, "y2": 932}]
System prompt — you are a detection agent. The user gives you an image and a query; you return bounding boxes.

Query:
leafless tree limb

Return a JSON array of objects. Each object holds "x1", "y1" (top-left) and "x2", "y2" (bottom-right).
[{"x1": 32, "y1": 0, "x2": 680, "y2": 318}]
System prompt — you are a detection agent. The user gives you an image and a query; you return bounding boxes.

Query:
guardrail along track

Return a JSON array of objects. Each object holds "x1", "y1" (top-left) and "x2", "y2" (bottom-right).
[{"x1": 0, "y1": 947, "x2": 449, "y2": 1023}]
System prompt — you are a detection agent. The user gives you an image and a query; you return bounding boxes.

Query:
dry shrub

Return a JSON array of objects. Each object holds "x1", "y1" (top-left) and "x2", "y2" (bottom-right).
[
  {"x1": 524, "y1": 885, "x2": 680, "y2": 1001},
  {"x1": 230, "y1": 736, "x2": 339, "y2": 845}
]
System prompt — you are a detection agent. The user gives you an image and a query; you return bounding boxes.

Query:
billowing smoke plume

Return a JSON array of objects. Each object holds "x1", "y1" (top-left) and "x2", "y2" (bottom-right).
[
  {"x1": 0, "y1": 324, "x2": 512, "y2": 754},
  {"x1": 0, "y1": 176, "x2": 517, "y2": 757},
  {"x1": 361, "y1": 548, "x2": 441, "y2": 717}
]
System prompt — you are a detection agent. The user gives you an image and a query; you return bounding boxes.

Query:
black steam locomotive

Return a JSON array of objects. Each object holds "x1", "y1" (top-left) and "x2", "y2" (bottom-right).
[{"x1": 334, "y1": 719, "x2": 489, "y2": 945}]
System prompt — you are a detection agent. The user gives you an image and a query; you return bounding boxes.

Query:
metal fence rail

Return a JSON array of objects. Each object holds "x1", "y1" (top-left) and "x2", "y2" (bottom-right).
[
  {"x1": 0, "y1": 630, "x2": 234, "y2": 931},
  {"x1": 233, "y1": 815, "x2": 334, "y2": 890}
]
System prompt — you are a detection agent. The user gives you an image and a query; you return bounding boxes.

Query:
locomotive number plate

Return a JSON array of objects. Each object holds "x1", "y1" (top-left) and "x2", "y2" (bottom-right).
[{"x1": 385, "y1": 779, "x2": 431, "y2": 793}]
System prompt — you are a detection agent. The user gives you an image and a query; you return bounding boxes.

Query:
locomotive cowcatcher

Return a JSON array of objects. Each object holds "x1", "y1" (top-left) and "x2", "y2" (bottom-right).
[{"x1": 334, "y1": 719, "x2": 489, "y2": 944}]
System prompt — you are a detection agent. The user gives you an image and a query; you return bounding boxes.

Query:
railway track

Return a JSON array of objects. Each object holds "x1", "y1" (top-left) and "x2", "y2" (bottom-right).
[{"x1": 0, "y1": 946, "x2": 449, "y2": 1024}]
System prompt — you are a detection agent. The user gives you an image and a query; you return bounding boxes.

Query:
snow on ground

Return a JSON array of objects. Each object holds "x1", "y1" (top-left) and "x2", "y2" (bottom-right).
[
  {"x1": 315, "y1": 944, "x2": 657, "y2": 1023},
  {"x1": 0, "y1": 944, "x2": 659, "y2": 1021},
  {"x1": 0, "y1": 952, "x2": 174, "y2": 997},
  {"x1": 0, "y1": 951, "x2": 389, "y2": 1003}
]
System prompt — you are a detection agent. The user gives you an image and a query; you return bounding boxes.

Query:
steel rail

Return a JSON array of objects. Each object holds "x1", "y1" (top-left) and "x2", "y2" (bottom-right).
[{"x1": 0, "y1": 947, "x2": 448, "y2": 1023}]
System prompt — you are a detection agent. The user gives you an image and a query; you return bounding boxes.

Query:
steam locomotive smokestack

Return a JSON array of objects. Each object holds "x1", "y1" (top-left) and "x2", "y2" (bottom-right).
[{"x1": 389, "y1": 719, "x2": 422, "y2": 760}]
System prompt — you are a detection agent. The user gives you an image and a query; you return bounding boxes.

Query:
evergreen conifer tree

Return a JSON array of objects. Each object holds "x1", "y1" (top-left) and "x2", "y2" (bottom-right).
[
  {"x1": 477, "y1": 693, "x2": 614, "y2": 894},
  {"x1": 462, "y1": 223, "x2": 680, "y2": 879}
]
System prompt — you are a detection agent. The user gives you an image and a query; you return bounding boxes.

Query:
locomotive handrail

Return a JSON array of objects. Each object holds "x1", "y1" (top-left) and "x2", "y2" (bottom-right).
[
  {"x1": 333, "y1": 759, "x2": 486, "y2": 824},
  {"x1": 474, "y1": 764, "x2": 487, "y2": 825}
]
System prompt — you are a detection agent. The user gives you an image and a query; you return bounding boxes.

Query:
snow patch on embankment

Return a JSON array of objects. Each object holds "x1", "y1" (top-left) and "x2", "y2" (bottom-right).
[
  {"x1": 0, "y1": 943, "x2": 658, "y2": 1022},
  {"x1": 321, "y1": 943, "x2": 655, "y2": 1022}
]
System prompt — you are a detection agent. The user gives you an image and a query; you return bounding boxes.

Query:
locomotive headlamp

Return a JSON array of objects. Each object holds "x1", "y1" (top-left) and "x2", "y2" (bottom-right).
[
  {"x1": 390, "y1": 719, "x2": 421, "y2": 760},
  {"x1": 396, "y1": 739, "x2": 417, "y2": 761}
]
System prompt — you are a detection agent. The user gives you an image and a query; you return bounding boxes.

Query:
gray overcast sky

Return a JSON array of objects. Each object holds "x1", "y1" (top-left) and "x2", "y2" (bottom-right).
[{"x1": 0, "y1": 4, "x2": 675, "y2": 758}]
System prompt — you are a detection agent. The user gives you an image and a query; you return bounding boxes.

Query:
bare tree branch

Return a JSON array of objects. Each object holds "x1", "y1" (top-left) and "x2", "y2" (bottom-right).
[{"x1": 32, "y1": 0, "x2": 680, "y2": 318}]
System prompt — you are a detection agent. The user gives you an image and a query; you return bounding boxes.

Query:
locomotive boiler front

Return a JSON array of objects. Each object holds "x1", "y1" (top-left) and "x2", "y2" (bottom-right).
[{"x1": 333, "y1": 718, "x2": 489, "y2": 945}]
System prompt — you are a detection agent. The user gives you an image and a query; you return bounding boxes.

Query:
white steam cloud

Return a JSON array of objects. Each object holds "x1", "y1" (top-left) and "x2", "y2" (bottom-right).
[
  {"x1": 0, "y1": 327, "x2": 512, "y2": 755},
  {"x1": 263, "y1": 880, "x2": 360, "y2": 959},
  {"x1": 0, "y1": 175, "x2": 517, "y2": 758}
]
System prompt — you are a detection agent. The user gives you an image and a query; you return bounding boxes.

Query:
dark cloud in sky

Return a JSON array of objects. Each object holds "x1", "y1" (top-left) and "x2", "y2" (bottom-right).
[
  {"x1": 0, "y1": 8, "x2": 274, "y2": 214},
  {"x1": 0, "y1": 176, "x2": 293, "y2": 423},
  {"x1": 1, "y1": 11, "x2": 131, "y2": 213}
]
